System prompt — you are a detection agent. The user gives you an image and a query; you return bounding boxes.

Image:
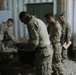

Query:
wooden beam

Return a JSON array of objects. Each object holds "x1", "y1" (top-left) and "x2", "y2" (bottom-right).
[
  {"x1": 61, "y1": 0, "x2": 66, "y2": 11},
  {"x1": 0, "y1": 0, "x2": 2, "y2": 10}
]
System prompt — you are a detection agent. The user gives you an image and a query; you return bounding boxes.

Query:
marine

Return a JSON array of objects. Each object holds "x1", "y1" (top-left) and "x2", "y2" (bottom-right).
[
  {"x1": 0, "y1": 18, "x2": 19, "y2": 51},
  {"x1": 45, "y1": 13, "x2": 64, "y2": 75},
  {"x1": 18, "y1": 11, "x2": 53, "y2": 75},
  {"x1": 59, "y1": 11, "x2": 71, "y2": 62}
]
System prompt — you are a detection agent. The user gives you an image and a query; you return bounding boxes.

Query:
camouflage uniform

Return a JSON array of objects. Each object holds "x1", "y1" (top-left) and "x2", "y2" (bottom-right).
[
  {"x1": 0, "y1": 23, "x2": 19, "y2": 51},
  {"x1": 23, "y1": 16, "x2": 53, "y2": 75},
  {"x1": 48, "y1": 21, "x2": 64, "y2": 75},
  {"x1": 60, "y1": 22, "x2": 71, "y2": 60}
]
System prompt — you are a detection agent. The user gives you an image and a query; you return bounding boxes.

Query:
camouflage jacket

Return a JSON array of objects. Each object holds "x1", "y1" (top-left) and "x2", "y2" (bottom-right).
[
  {"x1": 23, "y1": 16, "x2": 51, "y2": 52},
  {"x1": 47, "y1": 21, "x2": 62, "y2": 44},
  {"x1": 0, "y1": 23, "x2": 19, "y2": 44},
  {"x1": 60, "y1": 22, "x2": 71, "y2": 44}
]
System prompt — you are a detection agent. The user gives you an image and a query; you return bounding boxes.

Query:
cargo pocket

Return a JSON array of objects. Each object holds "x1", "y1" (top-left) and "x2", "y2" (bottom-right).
[
  {"x1": 42, "y1": 47, "x2": 52, "y2": 57},
  {"x1": 54, "y1": 54, "x2": 62, "y2": 62},
  {"x1": 53, "y1": 43, "x2": 62, "y2": 54}
]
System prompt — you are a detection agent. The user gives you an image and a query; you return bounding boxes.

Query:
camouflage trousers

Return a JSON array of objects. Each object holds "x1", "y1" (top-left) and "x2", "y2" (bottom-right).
[
  {"x1": 34, "y1": 45, "x2": 53, "y2": 75},
  {"x1": 52, "y1": 43, "x2": 64, "y2": 75},
  {"x1": 52, "y1": 55, "x2": 64, "y2": 75},
  {"x1": 62, "y1": 47, "x2": 68, "y2": 60}
]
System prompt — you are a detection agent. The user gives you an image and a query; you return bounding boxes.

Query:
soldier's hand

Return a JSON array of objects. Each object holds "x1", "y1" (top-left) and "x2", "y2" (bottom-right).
[{"x1": 66, "y1": 41, "x2": 69, "y2": 44}]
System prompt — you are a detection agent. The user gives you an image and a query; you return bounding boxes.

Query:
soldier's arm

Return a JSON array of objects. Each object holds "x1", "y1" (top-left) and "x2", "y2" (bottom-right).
[
  {"x1": 66, "y1": 23, "x2": 71, "y2": 42},
  {"x1": 6, "y1": 28, "x2": 19, "y2": 44},
  {"x1": 52, "y1": 24, "x2": 62, "y2": 44},
  {"x1": 52, "y1": 24, "x2": 62, "y2": 55},
  {"x1": 22, "y1": 23, "x2": 39, "y2": 51}
]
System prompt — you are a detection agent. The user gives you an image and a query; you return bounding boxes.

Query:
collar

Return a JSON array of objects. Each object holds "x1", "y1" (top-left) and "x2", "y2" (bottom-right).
[
  {"x1": 28, "y1": 16, "x2": 36, "y2": 25},
  {"x1": 51, "y1": 21, "x2": 58, "y2": 25}
]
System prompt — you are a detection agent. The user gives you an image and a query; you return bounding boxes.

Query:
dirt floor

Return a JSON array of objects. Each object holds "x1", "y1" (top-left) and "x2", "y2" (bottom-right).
[
  {"x1": 63, "y1": 59, "x2": 76, "y2": 75},
  {"x1": 0, "y1": 59, "x2": 76, "y2": 75}
]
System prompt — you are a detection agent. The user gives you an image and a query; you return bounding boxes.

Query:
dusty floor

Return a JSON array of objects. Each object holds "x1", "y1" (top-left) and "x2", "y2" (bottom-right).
[
  {"x1": 63, "y1": 59, "x2": 76, "y2": 75},
  {"x1": 0, "y1": 59, "x2": 76, "y2": 75},
  {"x1": 29, "y1": 59, "x2": 76, "y2": 75}
]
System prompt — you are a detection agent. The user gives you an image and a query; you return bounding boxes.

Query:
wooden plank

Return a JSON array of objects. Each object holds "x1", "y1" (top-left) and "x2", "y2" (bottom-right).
[
  {"x1": 61, "y1": 0, "x2": 66, "y2": 11},
  {"x1": 0, "y1": 0, "x2": 2, "y2": 10}
]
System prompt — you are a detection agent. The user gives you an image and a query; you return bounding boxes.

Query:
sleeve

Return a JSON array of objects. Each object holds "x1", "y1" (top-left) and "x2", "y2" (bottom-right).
[
  {"x1": 66, "y1": 23, "x2": 71, "y2": 42},
  {"x1": 23, "y1": 23, "x2": 39, "y2": 51},
  {"x1": 6, "y1": 28, "x2": 19, "y2": 44},
  {"x1": 0, "y1": 26, "x2": 4, "y2": 41},
  {"x1": 52, "y1": 24, "x2": 62, "y2": 44}
]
